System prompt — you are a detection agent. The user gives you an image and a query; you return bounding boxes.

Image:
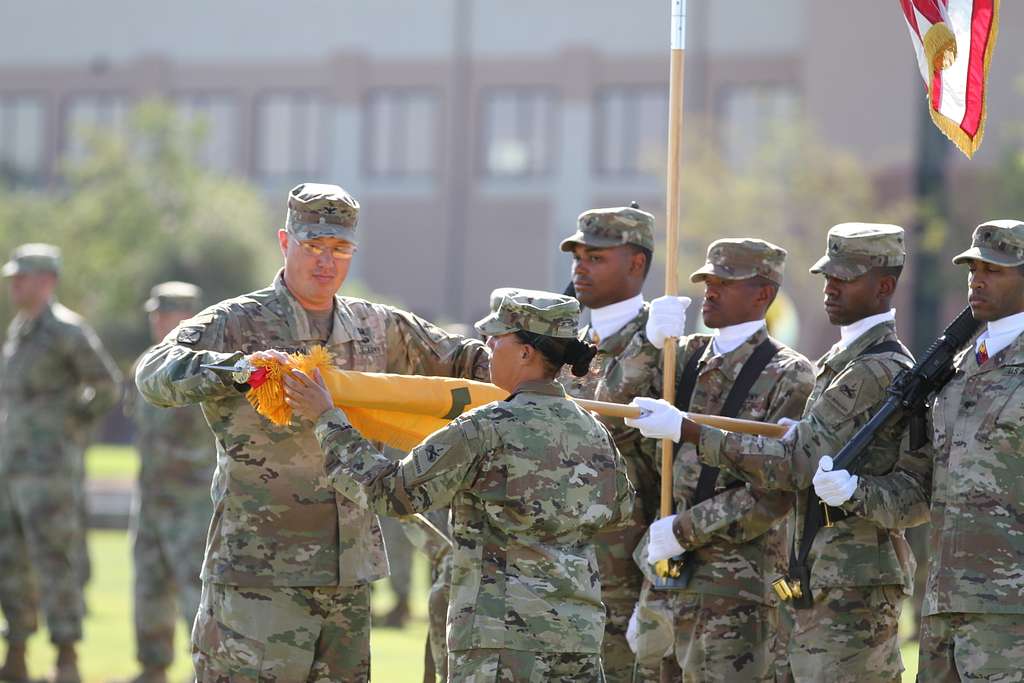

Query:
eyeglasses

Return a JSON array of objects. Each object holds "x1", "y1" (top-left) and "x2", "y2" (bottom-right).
[{"x1": 292, "y1": 238, "x2": 357, "y2": 260}]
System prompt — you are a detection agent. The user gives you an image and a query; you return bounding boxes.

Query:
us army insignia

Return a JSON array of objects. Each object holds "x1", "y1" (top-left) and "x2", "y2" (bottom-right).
[{"x1": 177, "y1": 327, "x2": 203, "y2": 345}]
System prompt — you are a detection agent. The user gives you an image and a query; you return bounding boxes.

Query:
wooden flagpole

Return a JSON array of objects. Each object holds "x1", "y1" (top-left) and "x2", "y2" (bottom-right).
[{"x1": 654, "y1": 0, "x2": 687, "y2": 582}]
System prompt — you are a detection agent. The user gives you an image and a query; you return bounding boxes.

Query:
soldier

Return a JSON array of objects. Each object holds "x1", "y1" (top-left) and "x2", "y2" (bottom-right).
[
  {"x1": 628, "y1": 224, "x2": 916, "y2": 682},
  {"x1": 0, "y1": 243, "x2": 122, "y2": 683},
  {"x1": 135, "y1": 183, "x2": 488, "y2": 682},
  {"x1": 282, "y1": 288, "x2": 636, "y2": 682},
  {"x1": 558, "y1": 205, "x2": 687, "y2": 682},
  {"x1": 815, "y1": 220, "x2": 1024, "y2": 681},
  {"x1": 624, "y1": 239, "x2": 815, "y2": 681},
  {"x1": 119, "y1": 282, "x2": 214, "y2": 683}
]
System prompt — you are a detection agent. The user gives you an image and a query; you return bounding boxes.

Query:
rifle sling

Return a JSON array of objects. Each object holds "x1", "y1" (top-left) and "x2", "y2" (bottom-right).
[{"x1": 788, "y1": 339, "x2": 911, "y2": 601}]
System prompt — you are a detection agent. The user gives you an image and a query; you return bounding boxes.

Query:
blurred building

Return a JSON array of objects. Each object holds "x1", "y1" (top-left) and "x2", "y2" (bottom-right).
[{"x1": 2, "y1": 1, "x2": 1023, "y2": 350}]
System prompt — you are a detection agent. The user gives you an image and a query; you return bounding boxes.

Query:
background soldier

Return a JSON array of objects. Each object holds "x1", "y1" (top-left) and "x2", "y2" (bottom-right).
[
  {"x1": 628, "y1": 239, "x2": 814, "y2": 681},
  {"x1": 120, "y1": 282, "x2": 214, "y2": 683},
  {"x1": 557, "y1": 205, "x2": 687, "y2": 683},
  {"x1": 816, "y1": 220, "x2": 1024, "y2": 681},
  {"x1": 135, "y1": 183, "x2": 488, "y2": 682},
  {"x1": 283, "y1": 288, "x2": 635, "y2": 682},
  {"x1": 0, "y1": 243, "x2": 122, "y2": 683},
  {"x1": 629, "y1": 224, "x2": 916, "y2": 682}
]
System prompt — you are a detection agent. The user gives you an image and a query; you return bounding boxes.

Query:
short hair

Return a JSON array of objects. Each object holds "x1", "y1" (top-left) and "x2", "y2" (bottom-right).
[
  {"x1": 628, "y1": 245, "x2": 654, "y2": 279},
  {"x1": 875, "y1": 265, "x2": 904, "y2": 282}
]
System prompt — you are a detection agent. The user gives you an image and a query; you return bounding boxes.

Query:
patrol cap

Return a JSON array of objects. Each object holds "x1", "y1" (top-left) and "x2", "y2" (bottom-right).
[
  {"x1": 285, "y1": 182, "x2": 360, "y2": 244},
  {"x1": 144, "y1": 281, "x2": 203, "y2": 313},
  {"x1": 809, "y1": 223, "x2": 906, "y2": 281},
  {"x1": 1, "y1": 243, "x2": 61, "y2": 277},
  {"x1": 690, "y1": 238, "x2": 787, "y2": 285},
  {"x1": 559, "y1": 206, "x2": 655, "y2": 252},
  {"x1": 475, "y1": 288, "x2": 580, "y2": 339},
  {"x1": 488, "y1": 287, "x2": 523, "y2": 313},
  {"x1": 952, "y1": 220, "x2": 1024, "y2": 267}
]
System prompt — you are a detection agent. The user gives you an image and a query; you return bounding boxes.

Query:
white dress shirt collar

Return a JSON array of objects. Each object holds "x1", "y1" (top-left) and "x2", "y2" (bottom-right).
[
  {"x1": 838, "y1": 309, "x2": 896, "y2": 350},
  {"x1": 976, "y1": 310, "x2": 1024, "y2": 359},
  {"x1": 711, "y1": 319, "x2": 766, "y2": 357},
  {"x1": 589, "y1": 294, "x2": 645, "y2": 343}
]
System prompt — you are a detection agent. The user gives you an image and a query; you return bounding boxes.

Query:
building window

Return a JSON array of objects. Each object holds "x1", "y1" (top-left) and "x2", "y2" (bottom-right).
[
  {"x1": 174, "y1": 94, "x2": 238, "y2": 173},
  {"x1": 594, "y1": 86, "x2": 667, "y2": 177},
  {"x1": 718, "y1": 84, "x2": 799, "y2": 168},
  {"x1": 481, "y1": 88, "x2": 557, "y2": 177},
  {"x1": 364, "y1": 89, "x2": 438, "y2": 177},
  {"x1": 255, "y1": 93, "x2": 324, "y2": 178},
  {"x1": 0, "y1": 95, "x2": 45, "y2": 181},
  {"x1": 63, "y1": 94, "x2": 131, "y2": 161}
]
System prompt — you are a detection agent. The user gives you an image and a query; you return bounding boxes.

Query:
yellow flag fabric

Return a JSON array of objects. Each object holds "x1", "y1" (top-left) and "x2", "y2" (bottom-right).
[{"x1": 246, "y1": 346, "x2": 507, "y2": 450}]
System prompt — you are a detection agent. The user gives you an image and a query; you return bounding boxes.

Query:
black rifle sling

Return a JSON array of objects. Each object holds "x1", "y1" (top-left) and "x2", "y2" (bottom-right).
[
  {"x1": 692, "y1": 338, "x2": 781, "y2": 504},
  {"x1": 789, "y1": 339, "x2": 911, "y2": 598}
]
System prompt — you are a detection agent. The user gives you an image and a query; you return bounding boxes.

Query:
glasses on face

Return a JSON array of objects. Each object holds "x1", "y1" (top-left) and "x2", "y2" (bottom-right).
[{"x1": 293, "y1": 238, "x2": 357, "y2": 260}]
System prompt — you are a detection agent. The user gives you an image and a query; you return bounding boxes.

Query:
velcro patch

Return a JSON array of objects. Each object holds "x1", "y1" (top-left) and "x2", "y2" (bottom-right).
[{"x1": 176, "y1": 326, "x2": 203, "y2": 345}]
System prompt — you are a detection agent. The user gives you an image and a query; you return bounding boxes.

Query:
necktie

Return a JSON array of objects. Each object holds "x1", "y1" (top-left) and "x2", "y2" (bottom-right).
[{"x1": 976, "y1": 340, "x2": 989, "y2": 366}]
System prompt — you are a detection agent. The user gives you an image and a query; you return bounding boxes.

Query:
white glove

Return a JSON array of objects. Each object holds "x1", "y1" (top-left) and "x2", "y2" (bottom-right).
[
  {"x1": 645, "y1": 296, "x2": 691, "y2": 350},
  {"x1": 777, "y1": 417, "x2": 799, "y2": 440},
  {"x1": 812, "y1": 455, "x2": 859, "y2": 507},
  {"x1": 646, "y1": 515, "x2": 686, "y2": 565},
  {"x1": 625, "y1": 397, "x2": 686, "y2": 441},
  {"x1": 626, "y1": 605, "x2": 640, "y2": 654}
]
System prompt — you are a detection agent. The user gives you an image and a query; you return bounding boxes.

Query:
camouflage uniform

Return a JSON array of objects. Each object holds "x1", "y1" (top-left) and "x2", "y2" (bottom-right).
[
  {"x1": 694, "y1": 225, "x2": 916, "y2": 683},
  {"x1": 558, "y1": 207, "x2": 663, "y2": 683},
  {"x1": 851, "y1": 222, "x2": 1024, "y2": 682},
  {"x1": 134, "y1": 184, "x2": 488, "y2": 683},
  {"x1": 0, "y1": 243, "x2": 122, "y2": 646},
  {"x1": 633, "y1": 240, "x2": 815, "y2": 682},
  {"x1": 313, "y1": 290, "x2": 636, "y2": 683},
  {"x1": 126, "y1": 282, "x2": 215, "y2": 671}
]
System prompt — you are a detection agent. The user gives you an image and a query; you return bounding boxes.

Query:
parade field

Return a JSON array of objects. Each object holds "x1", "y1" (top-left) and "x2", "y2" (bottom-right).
[{"x1": 10, "y1": 446, "x2": 921, "y2": 683}]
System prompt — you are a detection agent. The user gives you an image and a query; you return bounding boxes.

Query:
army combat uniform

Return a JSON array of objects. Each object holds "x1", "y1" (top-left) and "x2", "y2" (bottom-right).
[
  {"x1": 633, "y1": 240, "x2": 814, "y2": 681},
  {"x1": 693, "y1": 225, "x2": 916, "y2": 682},
  {"x1": 126, "y1": 282, "x2": 215, "y2": 672},
  {"x1": 135, "y1": 184, "x2": 488, "y2": 682},
  {"x1": 850, "y1": 221, "x2": 1024, "y2": 682},
  {"x1": 313, "y1": 290, "x2": 635, "y2": 683},
  {"x1": 0, "y1": 243, "x2": 122, "y2": 647},
  {"x1": 557, "y1": 206, "x2": 664, "y2": 683}
]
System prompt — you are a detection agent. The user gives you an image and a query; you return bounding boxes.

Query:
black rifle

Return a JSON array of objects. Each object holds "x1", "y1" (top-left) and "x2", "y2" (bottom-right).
[{"x1": 777, "y1": 305, "x2": 981, "y2": 609}]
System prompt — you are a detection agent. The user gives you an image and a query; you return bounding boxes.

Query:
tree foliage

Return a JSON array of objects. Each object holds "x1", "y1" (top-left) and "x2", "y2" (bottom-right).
[{"x1": 0, "y1": 101, "x2": 281, "y2": 365}]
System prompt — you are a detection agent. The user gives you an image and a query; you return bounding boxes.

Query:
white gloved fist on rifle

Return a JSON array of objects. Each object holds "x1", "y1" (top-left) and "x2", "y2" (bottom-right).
[
  {"x1": 647, "y1": 515, "x2": 685, "y2": 565},
  {"x1": 812, "y1": 455, "x2": 859, "y2": 507},
  {"x1": 645, "y1": 295, "x2": 691, "y2": 349},
  {"x1": 625, "y1": 397, "x2": 687, "y2": 442}
]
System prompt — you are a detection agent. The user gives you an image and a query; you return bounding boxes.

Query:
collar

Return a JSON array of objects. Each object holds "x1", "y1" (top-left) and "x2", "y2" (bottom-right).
[
  {"x1": 711, "y1": 319, "x2": 766, "y2": 356},
  {"x1": 507, "y1": 379, "x2": 566, "y2": 399},
  {"x1": 273, "y1": 270, "x2": 355, "y2": 345},
  {"x1": 701, "y1": 325, "x2": 770, "y2": 380},
  {"x1": 822, "y1": 319, "x2": 897, "y2": 372},
  {"x1": 12, "y1": 300, "x2": 56, "y2": 338},
  {"x1": 977, "y1": 310, "x2": 1024, "y2": 359},
  {"x1": 838, "y1": 309, "x2": 896, "y2": 350},
  {"x1": 589, "y1": 294, "x2": 645, "y2": 344}
]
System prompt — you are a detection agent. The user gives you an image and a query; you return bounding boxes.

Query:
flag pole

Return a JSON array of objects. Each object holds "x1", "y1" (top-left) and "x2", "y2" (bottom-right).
[{"x1": 654, "y1": 0, "x2": 687, "y2": 584}]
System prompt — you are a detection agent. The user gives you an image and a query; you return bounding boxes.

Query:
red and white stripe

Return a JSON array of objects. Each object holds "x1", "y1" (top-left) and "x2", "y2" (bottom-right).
[{"x1": 898, "y1": 0, "x2": 999, "y2": 157}]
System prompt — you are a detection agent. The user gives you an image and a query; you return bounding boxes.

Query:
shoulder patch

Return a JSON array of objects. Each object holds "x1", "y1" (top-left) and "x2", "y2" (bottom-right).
[{"x1": 174, "y1": 312, "x2": 216, "y2": 346}]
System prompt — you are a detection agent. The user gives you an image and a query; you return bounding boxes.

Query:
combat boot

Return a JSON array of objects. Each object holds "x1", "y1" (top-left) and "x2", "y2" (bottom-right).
[
  {"x1": 0, "y1": 643, "x2": 29, "y2": 683},
  {"x1": 53, "y1": 644, "x2": 80, "y2": 683}
]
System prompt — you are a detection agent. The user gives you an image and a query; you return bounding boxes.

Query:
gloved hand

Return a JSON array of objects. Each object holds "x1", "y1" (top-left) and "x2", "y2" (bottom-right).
[
  {"x1": 777, "y1": 417, "x2": 799, "y2": 440},
  {"x1": 626, "y1": 604, "x2": 640, "y2": 654},
  {"x1": 646, "y1": 515, "x2": 685, "y2": 565},
  {"x1": 812, "y1": 455, "x2": 859, "y2": 507},
  {"x1": 625, "y1": 397, "x2": 686, "y2": 441},
  {"x1": 645, "y1": 296, "x2": 691, "y2": 350}
]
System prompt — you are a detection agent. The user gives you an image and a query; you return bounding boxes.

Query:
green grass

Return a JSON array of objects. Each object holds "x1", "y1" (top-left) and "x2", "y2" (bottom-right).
[
  {"x1": 45, "y1": 446, "x2": 917, "y2": 681},
  {"x1": 85, "y1": 443, "x2": 139, "y2": 481},
  {"x1": 14, "y1": 530, "x2": 429, "y2": 683}
]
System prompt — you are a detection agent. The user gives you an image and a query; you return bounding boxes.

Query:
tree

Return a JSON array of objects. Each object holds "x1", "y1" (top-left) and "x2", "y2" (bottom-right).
[{"x1": 0, "y1": 101, "x2": 280, "y2": 364}]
